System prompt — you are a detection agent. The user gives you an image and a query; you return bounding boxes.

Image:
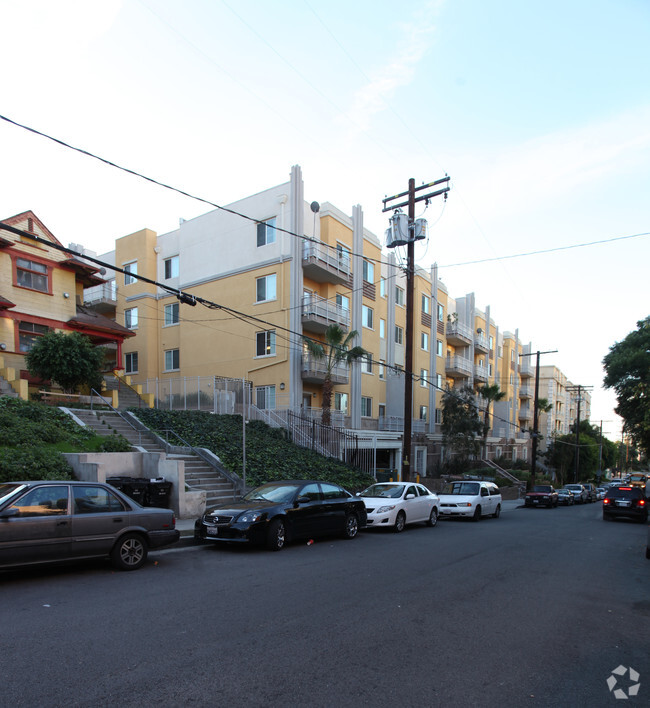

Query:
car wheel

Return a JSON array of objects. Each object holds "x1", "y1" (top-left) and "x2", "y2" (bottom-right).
[
  {"x1": 492, "y1": 504, "x2": 501, "y2": 519},
  {"x1": 111, "y1": 533, "x2": 148, "y2": 571},
  {"x1": 266, "y1": 518, "x2": 286, "y2": 551},
  {"x1": 394, "y1": 510, "x2": 406, "y2": 533},
  {"x1": 427, "y1": 507, "x2": 438, "y2": 527},
  {"x1": 472, "y1": 506, "x2": 482, "y2": 522},
  {"x1": 638, "y1": 512, "x2": 648, "y2": 524},
  {"x1": 343, "y1": 513, "x2": 359, "y2": 539}
]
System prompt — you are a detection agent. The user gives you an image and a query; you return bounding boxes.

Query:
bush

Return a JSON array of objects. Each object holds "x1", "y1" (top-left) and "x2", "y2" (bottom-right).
[
  {"x1": 0, "y1": 446, "x2": 74, "y2": 483},
  {"x1": 98, "y1": 435, "x2": 133, "y2": 452}
]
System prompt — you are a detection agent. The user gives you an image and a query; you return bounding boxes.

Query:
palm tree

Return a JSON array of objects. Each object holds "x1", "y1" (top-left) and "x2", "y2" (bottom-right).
[
  {"x1": 478, "y1": 384, "x2": 506, "y2": 459},
  {"x1": 303, "y1": 324, "x2": 367, "y2": 426}
]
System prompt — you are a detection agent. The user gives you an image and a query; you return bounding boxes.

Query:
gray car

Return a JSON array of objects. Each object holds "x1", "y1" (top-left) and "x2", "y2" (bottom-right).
[
  {"x1": 0, "y1": 480, "x2": 180, "y2": 571},
  {"x1": 563, "y1": 484, "x2": 588, "y2": 504}
]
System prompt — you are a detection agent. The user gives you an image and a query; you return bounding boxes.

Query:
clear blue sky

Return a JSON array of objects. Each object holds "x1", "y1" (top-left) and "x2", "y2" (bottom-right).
[{"x1": 1, "y1": 0, "x2": 648, "y2": 439}]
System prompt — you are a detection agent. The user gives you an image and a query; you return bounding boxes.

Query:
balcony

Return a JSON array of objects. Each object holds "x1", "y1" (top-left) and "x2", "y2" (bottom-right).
[
  {"x1": 303, "y1": 241, "x2": 351, "y2": 286},
  {"x1": 519, "y1": 358, "x2": 534, "y2": 378},
  {"x1": 519, "y1": 385, "x2": 533, "y2": 399},
  {"x1": 445, "y1": 321, "x2": 473, "y2": 346},
  {"x1": 301, "y1": 355, "x2": 349, "y2": 385},
  {"x1": 301, "y1": 294, "x2": 350, "y2": 334},
  {"x1": 378, "y1": 416, "x2": 427, "y2": 433},
  {"x1": 83, "y1": 282, "x2": 117, "y2": 314},
  {"x1": 518, "y1": 406, "x2": 533, "y2": 422},
  {"x1": 474, "y1": 365, "x2": 488, "y2": 383},
  {"x1": 445, "y1": 355, "x2": 472, "y2": 379},
  {"x1": 474, "y1": 332, "x2": 489, "y2": 353}
]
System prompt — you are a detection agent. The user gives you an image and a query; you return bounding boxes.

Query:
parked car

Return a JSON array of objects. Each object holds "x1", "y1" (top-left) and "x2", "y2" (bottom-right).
[
  {"x1": 646, "y1": 525, "x2": 650, "y2": 560},
  {"x1": 582, "y1": 483, "x2": 599, "y2": 502},
  {"x1": 525, "y1": 485, "x2": 558, "y2": 508},
  {"x1": 194, "y1": 480, "x2": 366, "y2": 551},
  {"x1": 357, "y1": 482, "x2": 439, "y2": 532},
  {"x1": 556, "y1": 488, "x2": 575, "y2": 505},
  {"x1": 603, "y1": 486, "x2": 648, "y2": 523},
  {"x1": 563, "y1": 484, "x2": 588, "y2": 504},
  {"x1": 0, "y1": 480, "x2": 180, "y2": 571},
  {"x1": 437, "y1": 480, "x2": 502, "y2": 521},
  {"x1": 596, "y1": 487, "x2": 607, "y2": 500}
]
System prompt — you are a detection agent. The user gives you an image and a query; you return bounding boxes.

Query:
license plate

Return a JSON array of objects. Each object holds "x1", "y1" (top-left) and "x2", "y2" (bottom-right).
[
  {"x1": 207, "y1": 527, "x2": 219, "y2": 536},
  {"x1": 532, "y1": 500, "x2": 538, "y2": 504}
]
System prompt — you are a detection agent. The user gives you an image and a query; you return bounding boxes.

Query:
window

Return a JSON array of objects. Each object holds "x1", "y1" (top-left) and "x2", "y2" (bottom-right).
[
  {"x1": 435, "y1": 408, "x2": 442, "y2": 424},
  {"x1": 436, "y1": 374, "x2": 443, "y2": 389},
  {"x1": 257, "y1": 217, "x2": 276, "y2": 247},
  {"x1": 256, "y1": 330, "x2": 276, "y2": 357},
  {"x1": 256, "y1": 385, "x2": 276, "y2": 410},
  {"x1": 74, "y1": 485, "x2": 126, "y2": 514},
  {"x1": 8, "y1": 485, "x2": 69, "y2": 517},
  {"x1": 421, "y1": 332, "x2": 429, "y2": 351},
  {"x1": 489, "y1": 363, "x2": 493, "y2": 376},
  {"x1": 437, "y1": 339, "x2": 443, "y2": 356},
  {"x1": 164, "y1": 303, "x2": 179, "y2": 326},
  {"x1": 164, "y1": 349, "x2": 179, "y2": 372},
  {"x1": 395, "y1": 286, "x2": 405, "y2": 306},
  {"x1": 256, "y1": 274, "x2": 277, "y2": 302},
  {"x1": 18, "y1": 321, "x2": 49, "y2": 352},
  {"x1": 379, "y1": 319, "x2": 385, "y2": 339},
  {"x1": 335, "y1": 392, "x2": 348, "y2": 412},
  {"x1": 380, "y1": 278, "x2": 386, "y2": 298},
  {"x1": 164, "y1": 256, "x2": 179, "y2": 279},
  {"x1": 362, "y1": 305, "x2": 373, "y2": 329},
  {"x1": 336, "y1": 293, "x2": 349, "y2": 311},
  {"x1": 420, "y1": 369, "x2": 428, "y2": 387},
  {"x1": 361, "y1": 355, "x2": 372, "y2": 374},
  {"x1": 124, "y1": 307, "x2": 138, "y2": 329},
  {"x1": 419, "y1": 405, "x2": 428, "y2": 421},
  {"x1": 125, "y1": 352, "x2": 138, "y2": 374},
  {"x1": 321, "y1": 483, "x2": 346, "y2": 500},
  {"x1": 422, "y1": 294, "x2": 430, "y2": 314},
  {"x1": 437, "y1": 304, "x2": 444, "y2": 322},
  {"x1": 363, "y1": 260, "x2": 374, "y2": 283},
  {"x1": 489, "y1": 335, "x2": 494, "y2": 350},
  {"x1": 395, "y1": 326, "x2": 403, "y2": 345},
  {"x1": 124, "y1": 261, "x2": 137, "y2": 285},
  {"x1": 16, "y1": 258, "x2": 49, "y2": 292},
  {"x1": 361, "y1": 396, "x2": 372, "y2": 417},
  {"x1": 379, "y1": 360, "x2": 385, "y2": 380}
]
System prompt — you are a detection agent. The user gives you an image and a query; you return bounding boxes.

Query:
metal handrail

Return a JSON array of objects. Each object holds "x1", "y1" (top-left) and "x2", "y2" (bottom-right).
[
  {"x1": 89, "y1": 388, "x2": 142, "y2": 446},
  {"x1": 110, "y1": 371, "x2": 145, "y2": 408}
]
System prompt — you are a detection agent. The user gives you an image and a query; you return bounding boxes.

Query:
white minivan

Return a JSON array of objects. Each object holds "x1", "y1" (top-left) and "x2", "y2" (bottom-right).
[{"x1": 437, "y1": 480, "x2": 502, "y2": 520}]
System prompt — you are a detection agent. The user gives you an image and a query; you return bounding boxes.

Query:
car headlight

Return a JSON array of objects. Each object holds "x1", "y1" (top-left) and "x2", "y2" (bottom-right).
[
  {"x1": 376, "y1": 505, "x2": 396, "y2": 514},
  {"x1": 238, "y1": 512, "x2": 263, "y2": 523}
]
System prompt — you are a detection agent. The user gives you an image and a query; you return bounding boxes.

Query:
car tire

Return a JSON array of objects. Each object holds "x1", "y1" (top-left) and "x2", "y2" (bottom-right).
[
  {"x1": 427, "y1": 507, "x2": 438, "y2": 527},
  {"x1": 266, "y1": 518, "x2": 286, "y2": 551},
  {"x1": 110, "y1": 533, "x2": 148, "y2": 571},
  {"x1": 343, "y1": 513, "x2": 359, "y2": 539},
  {"x1": 492, "y1": 504, "x2": 501, "y2": 519},
  {"x1": 394, "y1": 510, "x2": 406, "y2": 533},
  {"x1": 638, "y1": 512, "x2": 648, "y2": 524},
  {"x1": 472, "y1": 506, "x2": 481, "y2": 522}
]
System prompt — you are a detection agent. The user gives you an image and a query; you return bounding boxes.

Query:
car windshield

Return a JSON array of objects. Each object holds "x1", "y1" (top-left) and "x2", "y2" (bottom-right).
[
  {"x1": 244, "y1": 483, "x2": 300, "y2": 504},
  {"x1": 565, "y1": 485, "x2": 582, "y2": 491},
  {"x1": 442, "y1": 482, "x2": 480, "y2": 496},
  {"x1": 360, "y1": 484, "x2": 404, "y2": 499},
  {"x1": 533, "y1": 486, "x2": 552, "y2": 492},
  {"x1": 558, "y1": 489, "x2": 571, "y2": 494}
]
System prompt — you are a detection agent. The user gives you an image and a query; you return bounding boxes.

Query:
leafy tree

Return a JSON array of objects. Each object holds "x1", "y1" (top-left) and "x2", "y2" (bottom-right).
[
  {"x1": 25, "y1": 331, "x2": 104, "y2": 394},
  {"x1": 302, "y1": 324, "x2": 367, "y2": 426},
  {"x1": 544, "y1": 420, "x2": 604, "y2": 485},
  {"x1": 442, "y1": 385, "x2": 482, "y2": 465},
  {"x1": 477, "y1": 384, "x2": 506, "y2": 458},
  {"x1": 603, "y1": 316, "x2": 650, "y2": 456}
]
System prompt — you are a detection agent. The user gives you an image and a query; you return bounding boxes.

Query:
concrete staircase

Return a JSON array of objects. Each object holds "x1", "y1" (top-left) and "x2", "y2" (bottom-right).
[
  {"x1": 102, "y1": 375, "x2": 146, "y2": 410},
  {"x1": 69, "y1": 409, "x2": 238, "y2": 507},
  {"x1": 0, "y1": 377, "x2": 19, "y2": 398}
]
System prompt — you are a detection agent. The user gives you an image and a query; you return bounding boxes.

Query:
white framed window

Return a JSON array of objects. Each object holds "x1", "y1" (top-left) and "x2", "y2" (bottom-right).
[
  {"x1": 435, "y1": 408, "x2": 442, "y2": 424},
  {"x1": 336, "y1": 293, "x2": 349, "y2": 311},
  {"x1": 256, "y1": 330, "x2": 276, "y2": 357},
  {"x1": 164, "y1": 303, "x2": 179, "y2": 326},
  {"x1": 335, "y1": 392, "x2": 348, "y2": 413},
  {"x1": 125, "y1": 352, "x2": 138, "y2": 374},
  {"x1": 395, "y1": 286, "x2": 405, "y2": 306},
  {"x1": 124, "y1": 307, "x2": 138, "y2": 329},
  {"x1": 395, "y1": 326, "x2": 403, "y2": 345},
  {"x1": 379, "y1": 319, "x2": 385, "y2": 339},
  {"x1": 421, "y1": 332, "x2": 429, "y2": 351},
  {"x1": 256, "y1": 274, "x2": 277, "y2": 302},
  {"x1": 361, "y1": 396, "x2": 372, "y2": 417},
  {"x1": 510, "y1": 374, "x2": 514, "y2": 385},
  {"x1": 415, "y1": 447, "x2": 427, "y2": 476},
  {"x1": 361, "y1": 355, "x2": 373, "y2": 374},
  {"x1": 257, "y1": 218, "x2": 276, "y2": 247},
  {"x1": 489, "y1": 335, "x2": 494, "y2": 350},
  {"x1": 437, "y1": 339, "x2": 443, "y2": 356},
  {"x1": 489, "y1": 363, "x2": 493, "y2": 376},
  {"x1": 362, "y1": 305, "x2": 373, "y2": 329},
  {"x1": 124, "y1": 261, "x2": 137, "y2": 285},
  {"x1": 363, "y1": 260, "x2": 374, "y2": 283},
  {"x1": 164, "y1": 256, "x2": 179, "y2": 279},
  {"x1": 256, "y1": 385, "x2": 276, "y2": 410},
  {"x1": 336, "y1": 243, "x2": 351, "y2": 269},
  {"x1": 420, "y1": 369, "x2": 428, "y2": 387},
  {"x1": 437, "y1": 303, "x2": 444, "y2": 322},
  {"x1": 164, "y1": 349, "x2": 179, "y2": 372},
  {"x1": 380, "y1": 278, "x2": 386, "y2": 298},
  {"x1": 436, "y1": 374, "x2": 443, "y2": 389},
  {"x1": 422, "y1": 294, "x2": 430, "y2": 314},
  {"x1": 379, "y1": 360, "x2": 385, "y2": 380},
  {"x1": 419, "y1": 405, "x2": 428, "y2": 421}
]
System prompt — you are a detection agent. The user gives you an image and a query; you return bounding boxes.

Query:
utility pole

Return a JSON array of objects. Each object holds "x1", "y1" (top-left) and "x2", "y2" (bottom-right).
[
  {"x1": 566, "y1": 384, "x2": 593, "y2": 483},
  {"x1": 595, "y1": 420, "x2": 611, "y2": 483},
  {"x1": 383, "y1": 176, "x2": 450, "y2": 481},
  {"x1": 520, "y1": 349, "x2": 557, "y2": 490}
]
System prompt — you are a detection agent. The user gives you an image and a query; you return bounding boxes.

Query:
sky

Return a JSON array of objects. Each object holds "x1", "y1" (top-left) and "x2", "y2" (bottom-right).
[{"x1": 1, "y1": 0, "x2": 648, "y2": 441}]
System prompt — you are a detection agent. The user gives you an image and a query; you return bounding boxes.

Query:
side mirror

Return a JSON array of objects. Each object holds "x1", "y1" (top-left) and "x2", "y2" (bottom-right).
[
  {"x1": 296, "y1": 495, "x2": 311, "y2": 504},
  {"x1": 405, "y1": 493, "x2": 415, "y2": 500},
  {"x1": 0, "y1": 507, "x2": 18, "y2": 520}
]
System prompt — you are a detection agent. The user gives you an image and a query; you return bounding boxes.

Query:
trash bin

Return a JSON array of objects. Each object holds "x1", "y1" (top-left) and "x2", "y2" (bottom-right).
[
  {"x1": 107, "y1": 476, "x2": 129, "y2": 493},
  {"x1": 108, "y1": 477, "x2": 148, "y2": 505},
  {"x1": 146, "y1": 478, "x2": 172, "y2": 508}
]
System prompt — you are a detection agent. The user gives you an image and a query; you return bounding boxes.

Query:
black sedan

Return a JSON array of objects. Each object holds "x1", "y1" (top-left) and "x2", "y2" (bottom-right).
[
  {"x1": 194, "y1": 480, "x2": 367, "y2": 551},
  {"x1": 0, "y1": 480, "x2": 180, "y2": 571},
  {"x1": 602, "y1": 486, "x2": 648, "y2": 523}
]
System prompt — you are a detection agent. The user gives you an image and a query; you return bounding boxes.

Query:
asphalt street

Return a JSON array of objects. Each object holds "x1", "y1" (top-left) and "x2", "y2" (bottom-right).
[{"x1": 1, "y1": 501, "x2": 648, "y2": 707}]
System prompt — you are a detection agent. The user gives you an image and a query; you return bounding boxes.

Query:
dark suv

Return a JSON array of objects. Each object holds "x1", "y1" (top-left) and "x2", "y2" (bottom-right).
[{"x1": 602, "y1": 486, "x2": 648, "y2": 523}]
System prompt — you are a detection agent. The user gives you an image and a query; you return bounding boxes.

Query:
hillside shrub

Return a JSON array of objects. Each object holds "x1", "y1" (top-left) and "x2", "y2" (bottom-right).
[{"x1": 0, "y1": 446, "x2": 74, "y2": 483}]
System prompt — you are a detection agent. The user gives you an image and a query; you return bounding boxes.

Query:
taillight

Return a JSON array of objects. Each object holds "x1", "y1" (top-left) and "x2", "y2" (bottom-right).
[
  {"x1": 638, "y1": 499, "x2": 646, "y2": 507},
  {"x1": 603, "y1": 499, "x2": 610, "y2": 505},
  {"x1": 172, "y1": 514, "x2": 177, "y2": 528}
]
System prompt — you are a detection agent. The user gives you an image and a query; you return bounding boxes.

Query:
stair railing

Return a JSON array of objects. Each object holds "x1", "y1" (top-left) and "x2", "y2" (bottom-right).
[
  {"x1": 483, "y1": 458, "x2": 526, "y2": 497},
  {"x1": 89, "y1": 389, "x2": 142, "y2": 446},
  {"x1": 107, "y1": 371, "x2": 145, "y2": 408}
]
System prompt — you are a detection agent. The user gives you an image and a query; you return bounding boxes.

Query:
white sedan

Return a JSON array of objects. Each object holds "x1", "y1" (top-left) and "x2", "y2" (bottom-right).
[{"x1": 357, "y1": 482, "x2": 439, "y2": 532}]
